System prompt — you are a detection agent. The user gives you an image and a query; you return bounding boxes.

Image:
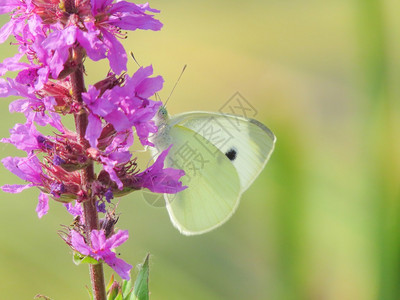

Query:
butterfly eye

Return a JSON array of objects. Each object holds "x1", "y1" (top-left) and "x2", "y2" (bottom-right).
[{"x1": 158, "y1": 107, "x2": 168, "y2": 118}]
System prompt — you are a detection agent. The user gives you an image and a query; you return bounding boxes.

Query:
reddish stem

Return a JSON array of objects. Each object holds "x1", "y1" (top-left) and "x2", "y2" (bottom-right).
[{"x1": 70, "y1": 62, "x2": 107, "y2": 300}]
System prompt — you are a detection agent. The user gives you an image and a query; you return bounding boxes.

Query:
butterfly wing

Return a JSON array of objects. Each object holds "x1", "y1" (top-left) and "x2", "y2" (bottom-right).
[
  {"x1": 150, "y1": 111, "x2": 276, "y2": 235},
  {"x1": 169, "y1": 112, "x2": 276, "y2": 192},
  {"x1": 162, "y1": 124, "x2": 241, "y2": 235}
]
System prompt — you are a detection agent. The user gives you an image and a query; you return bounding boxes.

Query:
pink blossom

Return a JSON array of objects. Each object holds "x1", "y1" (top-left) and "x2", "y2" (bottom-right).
[
  {"x1": 1, "y1": 122, "x2": 42, "y2": 152},
  {"x1": 134, "y1": 146, "x2": 187, "y2": 194},
  {"x1": 83, "y1": 66, "x2": 163, "y2": 148},
  {"x1": 71, "y1": 229, "x2": 132, "y2": 280}
]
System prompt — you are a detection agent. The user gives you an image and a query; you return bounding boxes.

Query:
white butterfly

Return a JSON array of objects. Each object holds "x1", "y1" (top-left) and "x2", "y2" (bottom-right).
[{"x1": 149, "y1": 107, "x2": 276, "y2": 235}]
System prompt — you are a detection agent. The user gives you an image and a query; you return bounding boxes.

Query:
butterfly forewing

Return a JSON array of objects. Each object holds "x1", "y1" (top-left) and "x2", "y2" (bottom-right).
[{"x1": 171, "y1": 112, "x2": 276, "y2": 192}]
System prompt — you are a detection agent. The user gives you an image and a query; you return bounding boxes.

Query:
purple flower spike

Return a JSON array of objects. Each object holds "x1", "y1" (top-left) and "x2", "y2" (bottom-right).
[
  {"x1": 0, "y1": 0, "x2": 189, "y2": 278},
  {"x1": 71, "y1": 229, "x2": 132, "y2": 280}
]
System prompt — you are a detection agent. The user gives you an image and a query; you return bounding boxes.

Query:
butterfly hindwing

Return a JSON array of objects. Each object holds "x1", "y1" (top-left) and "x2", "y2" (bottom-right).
[{"x1": 163, "y1": 125, "x2": 241, "y2": 235}]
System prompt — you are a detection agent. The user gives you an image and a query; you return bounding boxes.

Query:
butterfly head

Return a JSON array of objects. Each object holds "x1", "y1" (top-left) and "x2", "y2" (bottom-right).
[{"x1": 154, "y1": 105, "x2": 169, "y2": 127}]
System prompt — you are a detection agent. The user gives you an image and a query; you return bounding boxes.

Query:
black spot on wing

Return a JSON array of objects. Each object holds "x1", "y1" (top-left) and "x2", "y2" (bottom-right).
[{"x1": 225, "y1": 148, "x2": 237, "y2": 161}]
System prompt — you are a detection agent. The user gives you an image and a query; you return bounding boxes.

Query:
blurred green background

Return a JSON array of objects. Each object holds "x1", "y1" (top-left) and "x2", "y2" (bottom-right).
[{"x1": 1, "y1": 0, "x2": 400, "y2": 299}]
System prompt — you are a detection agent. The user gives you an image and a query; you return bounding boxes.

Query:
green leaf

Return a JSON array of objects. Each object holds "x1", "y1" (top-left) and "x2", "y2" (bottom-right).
[
  {"x1": 85, "y1": 286, "x2": 94, "y2": 300},
  {"x1": 73, "y1": 252, "x2": 99, "y2": 265},
  {"x1": 130, "y1": 254, "x2": 150, "y2": 300},
  {"x1": 107, "y1": 283, "x2": 119, "y2": 300},
  {"x1": 106, "y1": 274, "x2": 116, "y2": 293},
  {"x1": 114, "y1": 292, "x2": 124, "y2": 300},
  {"x1": 121, "y1": 278, "x2": 133, "y2": 299}
]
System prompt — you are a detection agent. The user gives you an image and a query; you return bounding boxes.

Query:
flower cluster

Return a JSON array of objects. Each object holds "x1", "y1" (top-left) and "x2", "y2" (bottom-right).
[
  {"x1": 0, "y1": 0, "x2": 162, "y2": 81},
  {"x1": 0, "y1": 0, "x2": 185, "y2": 280}
]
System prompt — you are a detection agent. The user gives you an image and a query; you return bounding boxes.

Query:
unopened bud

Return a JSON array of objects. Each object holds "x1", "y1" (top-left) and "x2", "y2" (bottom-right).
[{"x1": 107, "y1": 281, "x2": 121, "y2": 300}]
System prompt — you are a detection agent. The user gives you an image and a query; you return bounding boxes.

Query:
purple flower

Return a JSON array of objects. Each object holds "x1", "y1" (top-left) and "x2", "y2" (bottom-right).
[
  {"x1": 104, "y1": 188, "x2": 114, "y2": 202},
  {"x1": 83, "y1": 65, "x2": 163, "y2": 148},
  {"x1": 64, "y1": 201, "x2": 83, "y2": 217},
  {"x1": 1, "y1": 155, "x2": 52, "y2": 218},
  {"x1": 88, "y1": 0, "x2": 162, "y2": 73},
  {"x1": 0, "y1": 53, "x2": 29, "y2": 76},
  {"x1": 0, "y1": 53, "x2": 50, "y2": 90},
  {"x1": 1, "y1": 155, "x2": 43, "y2": 193},
  {"x1": 53, "y1": 155, "x2": 66, "y2": 166},
  {"x1": 1, "y1": 122, "x2": 42, "y2": 152},
  {"x1": 96, "y1": 201, "x2": 107, "y2": 213},
  {"x1": 41, "y1": 26, "x2": 80, "y2": 78},
  {"x1": 15, "y1": 67, "x2": 48, "y2": 89},
  {"x1": 9, "y1": 96, "x2": 64, "y2": 132},
  {"x1": 0, "y1": 0, "x2": 25, "y2": 15},
  {"x1": 1, "y1": 152, "x2": 82, "y2": 206},
  {"x1": 0, "y1": 0, "x2": 162, "y2": 79},
  {"x1": 134, "y1": 146, "x2": 187, "y2": 193},
  {"x1": 30, "y1": 0, "x2": 161, "y2": 76},
  {"x1": 71, "y1": 229, "x2": 132, "y2": 280},
  {"x1": 0, "y1": 1, "x2": 34, "y2": 43},
  {"x1": 0, "y1": 7, "x2": 53, "y2": 86},
  {"x1": 0, "y1": 78, "x2": 65, "y2": 132},
  {"x1": 85, "y1": 128, "x2": 134, "y2": 189},
  {"x1": 100, "y1": 155, "x2": 123, "y2": 189}
]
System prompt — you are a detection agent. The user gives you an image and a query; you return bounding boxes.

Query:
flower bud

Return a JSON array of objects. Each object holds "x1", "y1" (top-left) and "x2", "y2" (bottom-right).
[
  {"x1": 107, "y1": 281, "x2": 121, "y2": 300},
  {"x1": 41, "y1": 161, "x2": 82, "y2": 202},
  {"x1": 48, "y1": 134, "x2": 91, "y2": 171}
]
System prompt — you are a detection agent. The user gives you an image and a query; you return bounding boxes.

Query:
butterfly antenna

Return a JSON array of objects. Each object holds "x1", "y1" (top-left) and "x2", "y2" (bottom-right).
[
  {"x1": 130, "y1": 52, "x2": 164, "y2": 104},
  {"x1": 164, "y1": 64, "x2": 187, "y2": 108},
  {"x1": 130, "y1": 51, "x2": 142, "y2": 67}
]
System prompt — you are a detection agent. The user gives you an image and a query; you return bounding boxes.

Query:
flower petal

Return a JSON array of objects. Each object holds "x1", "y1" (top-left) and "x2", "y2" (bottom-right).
[
  {"x1": 36, "y1": 192, "x2": 49, "y2": 218},
  {"x1": 103, "y1": 252, "x2": 132, "y2": 280},
  {"x1": 64, "y1": 201, "x2": 83, "y2": 217},
  {"x1": 102, "y1": 30, "x2": 127, "y2": 75},
  {"x1": 105, "y1": 230, "x2": 129, "y2": 249},
  {"x1": 90, "y1": 229, "x2": 107, "y2": 251},
  {"x1": 1, "y1": 183, "x2": 33, "y2": 193},
  {"x1": 86, "y1": 113, "x2": 103, "y2": 147},
  {"x1": 70, "y1": 231, "x2": 91, "y2": 256}
]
